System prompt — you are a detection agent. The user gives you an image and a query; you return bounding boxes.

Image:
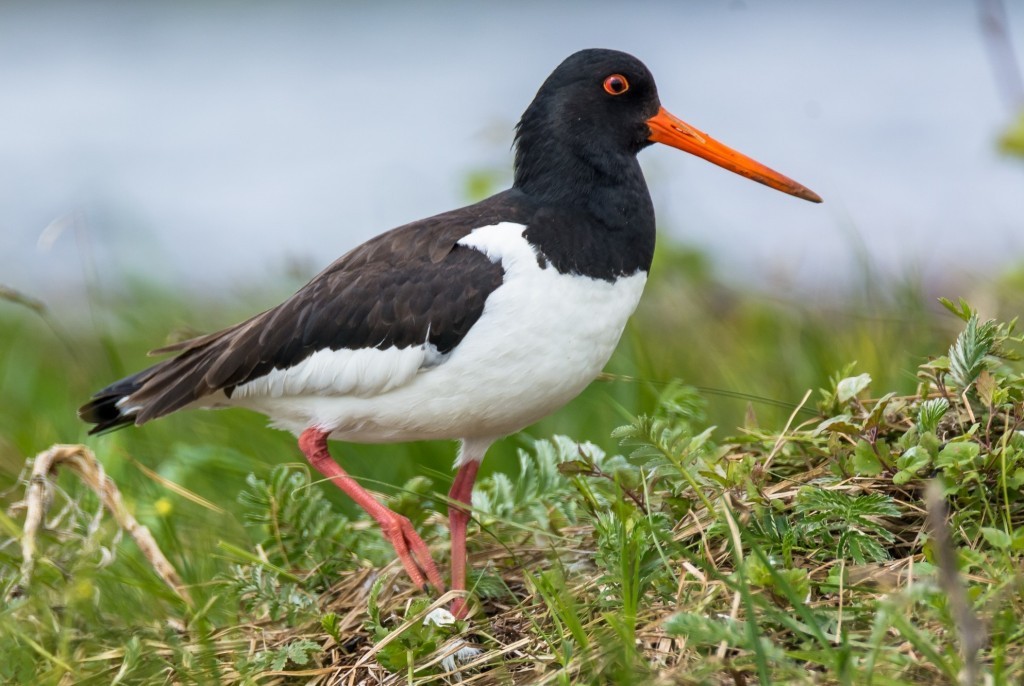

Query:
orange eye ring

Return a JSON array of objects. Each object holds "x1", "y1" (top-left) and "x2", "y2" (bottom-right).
[{"x1": 603, "y1": 74, "x2": 629, "y2": 96}]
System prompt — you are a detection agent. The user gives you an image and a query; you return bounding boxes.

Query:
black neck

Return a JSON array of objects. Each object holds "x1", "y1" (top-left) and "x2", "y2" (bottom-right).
[{"x1": 511, "y1": 133, "x2": 656, "y2": 281}]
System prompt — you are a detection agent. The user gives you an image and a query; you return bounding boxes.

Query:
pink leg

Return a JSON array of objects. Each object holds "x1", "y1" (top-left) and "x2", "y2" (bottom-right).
[
  {"x1": 448, "y1": 459, "x2": 480, "y2": 619},
  {"x1": 298, "y1": 428, "x2": 445, "y2": 592}
]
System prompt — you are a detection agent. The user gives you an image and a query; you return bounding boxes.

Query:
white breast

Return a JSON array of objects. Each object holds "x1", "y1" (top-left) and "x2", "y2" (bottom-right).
[{"x1": 227, "y1": 222, "x2": 647, "y2": 443}]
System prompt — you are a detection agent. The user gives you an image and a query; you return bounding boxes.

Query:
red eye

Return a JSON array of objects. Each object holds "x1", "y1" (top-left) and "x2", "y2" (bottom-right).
[{"x1": 603, "y1": 74, "x2": 629, "y2": 96}]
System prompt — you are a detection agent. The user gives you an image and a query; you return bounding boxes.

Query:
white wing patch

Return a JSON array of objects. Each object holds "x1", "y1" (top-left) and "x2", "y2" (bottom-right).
[
  {"x1": 457, "y1": 221, "x2": 538, "y2": 267},
  {"x1": 231, "y1": 343, "x2": 440, "y2": 400}
]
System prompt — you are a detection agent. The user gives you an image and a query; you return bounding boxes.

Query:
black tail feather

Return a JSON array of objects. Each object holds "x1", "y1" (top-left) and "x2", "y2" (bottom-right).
[
  {"x1": 79, "y1": 306, "x2": 268, "y2": 433},
  {"x1": 78, "y1": 371, "x2": 149, "y2": 435}
]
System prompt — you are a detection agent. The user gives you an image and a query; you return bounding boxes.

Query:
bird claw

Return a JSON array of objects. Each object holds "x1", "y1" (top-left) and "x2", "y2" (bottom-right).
[{"x1": 381, "y1": 513, "x2": 446, "y2": 593}]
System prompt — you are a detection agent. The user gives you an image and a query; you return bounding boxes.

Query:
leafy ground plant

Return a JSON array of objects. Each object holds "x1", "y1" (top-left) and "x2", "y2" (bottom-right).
[{"x1": 2, "y1": 288, "x2": 1024, "y2": 684}]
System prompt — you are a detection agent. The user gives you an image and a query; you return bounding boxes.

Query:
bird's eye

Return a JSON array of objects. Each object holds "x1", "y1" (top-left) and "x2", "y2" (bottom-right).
[{"x1": 603, "y1": 74, "x2": 629, "y2": 96}]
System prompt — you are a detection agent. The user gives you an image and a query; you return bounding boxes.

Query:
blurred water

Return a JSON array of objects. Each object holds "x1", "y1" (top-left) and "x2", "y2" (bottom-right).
[{"x1": 2, "y1": 0, "x2": 1023, "y2": 302}]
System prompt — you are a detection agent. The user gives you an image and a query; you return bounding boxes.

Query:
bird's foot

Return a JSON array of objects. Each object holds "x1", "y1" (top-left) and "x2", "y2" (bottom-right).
[{"x1": 379, "y1": 511, "x2": 446, "y2": 593}]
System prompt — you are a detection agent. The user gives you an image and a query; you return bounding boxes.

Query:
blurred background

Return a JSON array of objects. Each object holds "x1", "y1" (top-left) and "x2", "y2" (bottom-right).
[
  {"x1": 2, "y1": 0, "x2": 1022, "y2": 299},
  {"x1": 1, "y1": 1, "x2": 1023, "y2": 522}
]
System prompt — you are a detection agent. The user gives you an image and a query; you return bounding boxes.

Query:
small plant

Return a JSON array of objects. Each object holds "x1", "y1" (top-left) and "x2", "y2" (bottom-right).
[
  {"x1": 792, "y1": 487, "x2": 899, "y2": 564},
  {"x1": 472, "y1": 435, "x2": 587, "y2": 532},
  {"x1": 237, "y1": 464, "x2": 379, "y2": 587},
  {"x1": 226, "y1": 563, "x2": 319, "y2": 625},
  {"x1": 363, "y1": 576, "x2": 467, "y2": 676},
  {"x1": 238, "y1": 638, "x2": 322, "y2": 675}
]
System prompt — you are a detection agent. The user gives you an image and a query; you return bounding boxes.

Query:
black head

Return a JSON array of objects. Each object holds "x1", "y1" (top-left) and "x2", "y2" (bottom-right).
[
  {"x1": 513, "y1": 49, "x2": 661, "y2": 194},
  {"x1": 513, "y1": 48, "x2": 822, "y2": 203}
]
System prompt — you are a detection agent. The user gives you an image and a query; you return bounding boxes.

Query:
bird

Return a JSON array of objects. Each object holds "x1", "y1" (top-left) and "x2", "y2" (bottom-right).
[{"x1": 79, "y1": 48, "x2": 821, "y2": 618}]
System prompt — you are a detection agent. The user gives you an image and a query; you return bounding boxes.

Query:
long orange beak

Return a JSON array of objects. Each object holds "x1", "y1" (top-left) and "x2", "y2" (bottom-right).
[{"x1": 647, "y1": 107, "x2": 822, "y2": 203}]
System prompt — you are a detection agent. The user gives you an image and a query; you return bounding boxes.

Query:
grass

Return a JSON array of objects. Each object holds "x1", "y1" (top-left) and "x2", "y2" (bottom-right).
[{"x1": 2, "y1": 239, "x2": 1024, "y2": 684}]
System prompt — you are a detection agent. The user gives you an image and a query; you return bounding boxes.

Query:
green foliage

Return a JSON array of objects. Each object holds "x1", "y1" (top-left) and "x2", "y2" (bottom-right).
[
  {"x1": 238, "y1": 464, "x2": 380, "y2": 587},
  {"x1": 472, "y1": 435, "x2": 584, "y2": 532},
  {"x1": 818, "y1": 362, "x2": 865, "y2": 415},
  {"x1": 745, "y1": 555, "x2": 811, "y2": 599},
  {"x1": 612, "y1": 383, "x2": 725, "y2": 516},
  {"x1": 948, "y1": 314, "x2": 1000, "y2": 390},
  {"x1": 465, "y1": 568, "x2": 510, "y2": 600},
  {"x1": 664, "y1": 612, "x2": 785, "y2": 662},
  {"x1": 916, "y1": 397, "x2": 949, "y2": 434},
  {"x1": 320, "y1": 611, "x2": 342, "y2": 643},
  {"x1": 386, "y1": 474, "x2": 438, "y2": 529},
  {"x1": 4, "y1": 240, "x2": 1024, "y2": 684},
  {"x1": 524, "y1": 564, "x2": 594, "y2": 678},
  {"x1": 226, "y1": 564, "x2": 318, "y2": 625},
  {"x1": 238, "y1": 638, "x2": 322, "y2": 675},
  {"x1": 612, "y1": 383, "x2": 714, "y2": 478},
  {"x1": 793, "y1": 488, "x2": 899, "y2": 564},
  {"x1": 363, "y1": 576, "x2": 466, "y2": 676}
]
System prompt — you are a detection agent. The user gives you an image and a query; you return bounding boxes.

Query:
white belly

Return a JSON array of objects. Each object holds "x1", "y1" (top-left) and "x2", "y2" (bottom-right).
[{"x1": 227, "y1": 222, "x2": 647, "y2": 443}]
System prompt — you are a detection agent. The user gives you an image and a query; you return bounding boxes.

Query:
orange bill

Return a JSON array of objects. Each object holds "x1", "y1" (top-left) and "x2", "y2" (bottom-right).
[{"x1": 647, "y1": 107, "x2": 822, "y2": 203}]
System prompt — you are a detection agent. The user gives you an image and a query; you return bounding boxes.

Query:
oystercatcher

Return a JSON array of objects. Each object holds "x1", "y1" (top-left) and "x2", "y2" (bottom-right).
[{"x1": 80, "y1": 48, "x2": 820, "y2": 618}]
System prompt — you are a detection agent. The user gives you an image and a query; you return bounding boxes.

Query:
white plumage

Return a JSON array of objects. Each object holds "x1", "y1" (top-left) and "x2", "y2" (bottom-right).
[{"x1": 232, "y1": 344, "x2": 441, "y2": 400}]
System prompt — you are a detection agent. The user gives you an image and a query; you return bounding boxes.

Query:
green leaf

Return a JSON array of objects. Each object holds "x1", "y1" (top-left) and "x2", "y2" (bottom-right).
[
  {"x1": 980, "y1": 527, "x2": 1012, "y2": 550},
  {"x1": 473, "y1": 435, "x2": 586, "y2": 531},
  {"x1": 748, "y1": 558, "x2": 810, "y2": 599},
  {"x1": 237, "y1": 465, "x2": 366, "y2": 587},
  {"x1": 816, "y1": 414, "x2": 860, "y2": 436},
  {"x1": 837, "y1": 373, "x2": 872, "y2": 402},
  {"x1": 948, "y1": 314, "x2": 998, "y2": 389},
  {"x1": 792, "y1": 487, "x2": 898, "y2": 564},
  {"x1": 664, "y1": 613, "x2": 785, "y2": 662},
  {"x1": 864, "y1": 392, "x2": 897, "y2": 431},
  {"x1": 389, "y1": 475, "x2": 436, "y2": 526},
  {"x1": 896, "y1": 446, "x2": 931, "y2": 475},
  {"x1": 916, "y1": 398, "x2": 949, "y2": 435},
  {"x1": 840, "y1": 529, "x2": 888, "y2": 565},
  {"x1": 936, "y1": 442, "x2": 981, "y2": 469},
  {"x1": 852, "y1": 440, "x2": 883, "y2": 476},
  {"x1": 227, "y1": 564, "x2": 318, "y2": 625},
  {"x1": 892, "y1": 469, "x2": 916, "y2": 486},
  {"x1": 919, "y1": 431, "x2": 941, "y2": 459},
  {"x1": 321, "y1": 613, "x2": 341, "y2": 643},
  {"x1": 244, "y1": 638, "x2": 323, "y2": 675},
  {"x1": 938, "y1": 297, "x2": 974, "y2": 322},
  {"x1": 557, "y1": 459, "x2": 594, "y2": 477}
]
